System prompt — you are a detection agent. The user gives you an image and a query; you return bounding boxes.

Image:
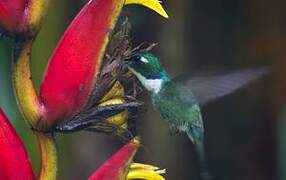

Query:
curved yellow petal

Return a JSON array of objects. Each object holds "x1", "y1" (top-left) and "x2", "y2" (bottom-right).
[
  {"x1": 125, "y1": 0, "x2": 169, "y2": 18},
  {"x1": 99, "y1": 98, "x2": 128, "y2": 126},
  {"x1": 100, "y1": 81, "x2": 125, "y2": 102},
  {"x1": 127, "y1": 163, "x2": 166, "y2": 180},
  {"x1": 130, "y1": 163, "x2": 160, "y2": 171}
]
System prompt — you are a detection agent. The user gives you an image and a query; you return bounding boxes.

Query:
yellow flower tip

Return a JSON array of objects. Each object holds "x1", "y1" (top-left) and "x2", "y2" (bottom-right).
[
  {"x1": 125, "y1": 0, "x2": 169, "y2": 18},
  {"x1": 131, "y1": 136, "x2": 141, "y2": 147},
  {"x1": 127, "y1": 163, "x2": 166, "y2": 180}
]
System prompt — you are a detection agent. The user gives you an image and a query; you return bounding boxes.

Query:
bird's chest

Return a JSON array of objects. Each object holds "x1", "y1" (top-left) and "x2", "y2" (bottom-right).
[{"x1": 152, "y1": 90, "x2": 195, "y2": 126}]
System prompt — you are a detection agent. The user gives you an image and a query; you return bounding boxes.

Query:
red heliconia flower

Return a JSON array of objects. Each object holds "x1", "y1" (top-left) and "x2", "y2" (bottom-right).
[
  {"x1": 38, "y1": 0, "x2": 168, "y2": 129},
  {"x1": 8, "y1": 1, "x2": 168, "y2": 179},
  {"x1": 0, "y1": 108, "x2": 35, "y2": 180},
  {"x1": 89, "y1": 138, "x2": 165, "y2": 180}
]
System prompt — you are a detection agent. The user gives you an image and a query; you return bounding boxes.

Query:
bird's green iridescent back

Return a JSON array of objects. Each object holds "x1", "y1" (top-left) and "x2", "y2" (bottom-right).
[{"x1": 151, "y1": 80, "x2": 204, "y2": 141}]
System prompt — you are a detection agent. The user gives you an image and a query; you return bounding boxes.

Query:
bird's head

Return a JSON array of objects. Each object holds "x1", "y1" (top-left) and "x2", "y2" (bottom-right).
[{"x1": 127, "y1": 52, "x2": 170, "y2": 94}]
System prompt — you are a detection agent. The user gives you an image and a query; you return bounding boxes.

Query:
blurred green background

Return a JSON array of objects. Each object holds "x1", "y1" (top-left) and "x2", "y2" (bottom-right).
[{"x1": 0, "y1": 0, "x2": 285, "y2": 179}]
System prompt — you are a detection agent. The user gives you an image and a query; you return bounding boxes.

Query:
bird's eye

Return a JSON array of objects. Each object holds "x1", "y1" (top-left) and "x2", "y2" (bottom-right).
[{"x1": 132, "y1": 55, "x2": 141, "y2": 62}]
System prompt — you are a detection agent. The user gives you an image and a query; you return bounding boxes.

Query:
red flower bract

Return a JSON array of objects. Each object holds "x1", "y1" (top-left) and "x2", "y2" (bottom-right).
[
  {"x1": 0, "y1": 0, "x2": 26, "y2": 32},
  {"x1": 39, "y1": 0, "x2": 126, "y2": 128},
  {"x1": 89, "y1": 138, "x2": 140, "y2": 180},
  {"x1": 0, "y1": 108, "x2": 35, "y2": 180}
]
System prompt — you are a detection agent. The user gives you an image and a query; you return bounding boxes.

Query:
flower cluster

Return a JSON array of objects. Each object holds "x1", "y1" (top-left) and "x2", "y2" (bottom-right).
[{"x1": 0, "y1": 0, "x2": 168, "y2": 179}]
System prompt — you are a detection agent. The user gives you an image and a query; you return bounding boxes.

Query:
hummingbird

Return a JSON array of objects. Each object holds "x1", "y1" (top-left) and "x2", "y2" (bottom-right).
[{"x1": 126, "y1": 52, "x2": 268, "y2": 180}]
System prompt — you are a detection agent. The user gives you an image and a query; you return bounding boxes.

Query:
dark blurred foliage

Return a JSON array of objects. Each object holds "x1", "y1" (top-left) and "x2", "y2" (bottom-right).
[{"x1": 1, "y1": 0, "x2": 286, "y2": 179}]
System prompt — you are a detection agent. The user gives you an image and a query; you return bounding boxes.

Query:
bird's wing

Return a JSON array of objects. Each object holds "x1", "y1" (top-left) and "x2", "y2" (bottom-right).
[{"x1": 173, "y1": 67, "x2": 269, "y2": 106}]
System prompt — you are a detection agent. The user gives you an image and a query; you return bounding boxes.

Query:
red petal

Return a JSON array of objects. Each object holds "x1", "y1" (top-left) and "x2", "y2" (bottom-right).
[
  {"x1": 0, "y1": 0, "x2": 26, "y2": 32},
  {"x1": 39, "y1": 0, "x2": 125, "y2": 128},
  {"x1": 88, "y1": 139, "x2": 140, "y2": 180},
  {"x1": 0, "y1": 108, "x2": 35, "y2": 179}
]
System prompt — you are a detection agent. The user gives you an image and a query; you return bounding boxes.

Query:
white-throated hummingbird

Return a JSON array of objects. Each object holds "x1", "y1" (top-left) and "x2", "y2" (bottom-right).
[{"x1": 126, "y1": 52, "x2": 269, "y2": 180}]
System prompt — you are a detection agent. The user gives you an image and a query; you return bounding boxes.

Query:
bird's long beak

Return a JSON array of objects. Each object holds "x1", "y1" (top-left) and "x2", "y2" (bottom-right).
[
  {"x1": 122, "y1": 58, "x2": 134, "y2": 72},
  {"x1": 123, "y1": 56, "x2": 134, "y2": 66},
  {"x1": 124, "y1": 56, "x2": 133, "y2": 62}
]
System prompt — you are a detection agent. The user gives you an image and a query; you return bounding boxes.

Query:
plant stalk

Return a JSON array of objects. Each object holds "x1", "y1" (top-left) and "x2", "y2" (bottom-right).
[
  {"x1": 37, "y1": 132, "x2": 57, "y2": 180},
  {"x1": 12, "y1": 39, "x2": 57, "y2": 180}
]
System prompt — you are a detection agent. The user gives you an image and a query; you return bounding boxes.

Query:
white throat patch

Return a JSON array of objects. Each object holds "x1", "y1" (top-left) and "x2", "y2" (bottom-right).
[{"x1": 129, "y1": 68, "x2": 163, "y2": 94}]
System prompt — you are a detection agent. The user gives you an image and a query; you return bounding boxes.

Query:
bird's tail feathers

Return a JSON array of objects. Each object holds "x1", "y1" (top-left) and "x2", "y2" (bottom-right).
[{"x1": 187, "y1": 133, "x2": 213, "y2": 180}]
